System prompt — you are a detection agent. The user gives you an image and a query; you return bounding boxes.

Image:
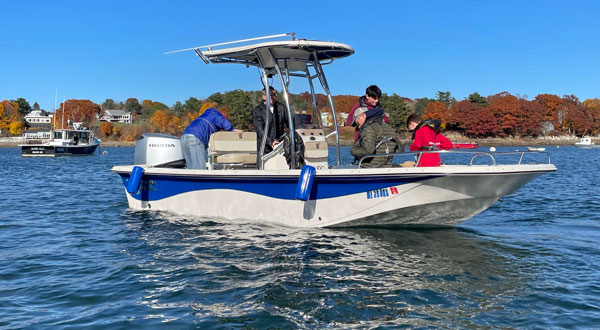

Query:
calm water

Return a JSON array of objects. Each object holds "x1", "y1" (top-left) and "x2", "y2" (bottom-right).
[{"x1": 1, "y1": 145, "x2": 599, "y2": 329}]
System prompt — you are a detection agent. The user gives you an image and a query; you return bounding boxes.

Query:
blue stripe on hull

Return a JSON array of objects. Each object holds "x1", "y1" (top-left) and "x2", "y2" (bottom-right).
[{"x1": 119, "y1": 173, "x2": 439, "y2": 201}]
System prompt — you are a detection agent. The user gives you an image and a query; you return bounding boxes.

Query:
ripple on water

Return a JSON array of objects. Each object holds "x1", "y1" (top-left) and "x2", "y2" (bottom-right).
[{"x1": 0, "y1": 146, "x2": 599, "y2": 328}]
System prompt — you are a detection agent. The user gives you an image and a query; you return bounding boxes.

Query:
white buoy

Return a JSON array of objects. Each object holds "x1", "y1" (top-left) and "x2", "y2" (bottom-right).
[
  {"x1": 103, "y1": 150, "x2": 108, "y2": 155},
  {"x1": 489, "y1": 147, "x2": 496, "y2": 152}
]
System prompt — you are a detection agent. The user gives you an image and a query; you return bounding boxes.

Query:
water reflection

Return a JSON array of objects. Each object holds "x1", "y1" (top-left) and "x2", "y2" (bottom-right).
[{"x1": 122, "y1": 212, "x2": 529, "y2": 328}]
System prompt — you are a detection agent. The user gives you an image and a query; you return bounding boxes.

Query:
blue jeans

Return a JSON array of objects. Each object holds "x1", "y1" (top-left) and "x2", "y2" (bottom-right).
[{"x1": 181, "y1": 134, "x2": 206, "y2": 169}]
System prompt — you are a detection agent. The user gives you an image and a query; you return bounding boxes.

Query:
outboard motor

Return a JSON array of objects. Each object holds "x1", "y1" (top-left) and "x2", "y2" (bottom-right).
[{"x1": 133, "y1": 133, "x2": 185, "y2": 168}]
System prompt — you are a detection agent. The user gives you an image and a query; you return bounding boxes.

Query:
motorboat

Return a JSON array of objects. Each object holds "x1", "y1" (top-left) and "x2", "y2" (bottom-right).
[
  {"x1": 20, "y1": 127, "x2": 101, "y2": 157},
  {"x1": 573, "y1": 136, "x2": 600, "y2": 148},
  {"x1": 452, "y1": 142, "x2": 478, "y2": 149},
  {"x1": 527, "y1": 147, "x2": 546, "y2": 152},
  {"x1": 111, "y1": 33, "x2": 556, "y2": 227}
]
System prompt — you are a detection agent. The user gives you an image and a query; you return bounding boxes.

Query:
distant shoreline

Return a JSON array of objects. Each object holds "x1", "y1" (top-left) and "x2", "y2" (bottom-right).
[{"x1": 0, "y1": 136, "x2": 587, "y2": 148}]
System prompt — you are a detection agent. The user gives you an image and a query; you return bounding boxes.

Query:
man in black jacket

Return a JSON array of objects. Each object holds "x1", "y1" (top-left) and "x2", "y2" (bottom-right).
[{"x1": 252, "y1": 87, "x2": 289, "y2": 168}]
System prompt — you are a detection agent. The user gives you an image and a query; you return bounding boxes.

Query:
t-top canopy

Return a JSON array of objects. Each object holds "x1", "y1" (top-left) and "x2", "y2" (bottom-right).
[
  {"x1": 166, "y1": 34, "x2": 354, "y2": 72},
  {"x1": 185, "y1": 39, "x2": 353, "y2": 73}
]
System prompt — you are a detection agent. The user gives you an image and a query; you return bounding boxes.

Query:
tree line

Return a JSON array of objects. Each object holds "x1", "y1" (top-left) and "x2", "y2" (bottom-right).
[{"x1": 2, "y1": 90, "x2": 599, "y2": 140}]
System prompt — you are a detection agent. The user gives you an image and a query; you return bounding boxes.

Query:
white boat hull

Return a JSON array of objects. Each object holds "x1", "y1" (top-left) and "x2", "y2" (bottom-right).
[{"x1": 113, "y1": 165, "x2": 554, "y2": 227}]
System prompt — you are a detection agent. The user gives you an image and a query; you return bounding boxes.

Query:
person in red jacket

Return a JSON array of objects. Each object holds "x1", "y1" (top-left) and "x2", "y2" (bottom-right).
[
  {"x1": 345, "y1": 85, "x2": 389, "y2": 142},
  {"x1": 406, "y1": 114, "x2": 453, "y2": 167}
]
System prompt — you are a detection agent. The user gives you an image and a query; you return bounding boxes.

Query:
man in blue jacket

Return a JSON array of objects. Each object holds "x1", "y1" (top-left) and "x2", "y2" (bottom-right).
[{"x1": 181, "y1": 108, "x2": 243, "y2": 169}]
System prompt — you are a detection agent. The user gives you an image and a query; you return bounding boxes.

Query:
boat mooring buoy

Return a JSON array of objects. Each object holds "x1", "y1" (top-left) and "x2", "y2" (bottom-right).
[
  {"x1": 489, "y1": 147, "x2": 496, "y2": 152},
  {"x1": 102, "y1": 150, "x2": 108, "y2": 155}
]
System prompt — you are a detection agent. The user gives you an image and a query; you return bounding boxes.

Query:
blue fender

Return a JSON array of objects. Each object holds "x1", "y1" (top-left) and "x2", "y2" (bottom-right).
[
  {"x1": 295, "y1": 165, "x2": 316, "y2": 201},
  {"x1": 126, "y1": 166, "x2": 144, "y2": 194}
]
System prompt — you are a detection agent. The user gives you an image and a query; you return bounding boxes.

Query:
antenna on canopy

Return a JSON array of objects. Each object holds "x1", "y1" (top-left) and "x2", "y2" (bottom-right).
[
  {"x1": 61, "y1": 95, "x2": 65, "y2": 130},
  {"x1": 53, "y1": 89, "x2": 57, "y2": 131},
  {"x1": 164, "y1": 32, "x2": 296, "y2": 55}
]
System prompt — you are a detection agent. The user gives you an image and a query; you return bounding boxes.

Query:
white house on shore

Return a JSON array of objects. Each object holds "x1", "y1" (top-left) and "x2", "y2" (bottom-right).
[
  {"x1": 99, "y1": 109, "x2": 132, "y2": 124},
  {"x1": 24, "y1": 110, "x2": 53, "y2": 128}
]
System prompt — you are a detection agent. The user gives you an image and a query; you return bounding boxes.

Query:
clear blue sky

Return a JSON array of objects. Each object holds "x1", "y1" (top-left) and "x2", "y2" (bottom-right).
[{"x1": 2, "y1": 0, "x2": 599, "y2": 111}]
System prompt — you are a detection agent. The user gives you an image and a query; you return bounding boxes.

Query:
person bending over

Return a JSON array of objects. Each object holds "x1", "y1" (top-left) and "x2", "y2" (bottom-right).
[{"x1": 181, "y1": 108, "x2": 242, "y2": 169}]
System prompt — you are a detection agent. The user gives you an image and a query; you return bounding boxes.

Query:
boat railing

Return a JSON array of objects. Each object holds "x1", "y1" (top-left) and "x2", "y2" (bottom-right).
[{"x1": 356, "y1": 149, "x2": 552, "y2": 168}]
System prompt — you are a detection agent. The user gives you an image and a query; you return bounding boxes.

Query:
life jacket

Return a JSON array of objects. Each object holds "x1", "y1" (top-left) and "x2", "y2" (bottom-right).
[{"x1": 412, "y1": 119, "x2": 442, "y2": 141}]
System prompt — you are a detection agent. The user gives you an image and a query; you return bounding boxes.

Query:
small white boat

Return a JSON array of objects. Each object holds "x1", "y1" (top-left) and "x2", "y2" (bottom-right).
[
  {"x1": 573, "y1": 136, "x2": 600, "y2": 148},
  {"x1": 111, "y1": 33, "x2": 556, "y2": 227},
  {"x1": 20, "y1": 127, "x2": 101, "y2": 157},
  {"x1": 527, "y1": 147, "x2": 546, "y2": 152}
]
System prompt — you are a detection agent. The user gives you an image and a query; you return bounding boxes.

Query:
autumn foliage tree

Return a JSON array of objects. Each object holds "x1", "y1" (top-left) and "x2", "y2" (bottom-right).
[
  {"x1": 423, "y1": 101, "x2": 450, "y2": 127},
  {"x1": 582, "y1": 98, "x2": 600, "y2": 134},
  {"x1": 149, "y1": 109, "x2": 183, "y2": 136},
  {"x1": 55, "y1": 99, "x2": 101, "y2": 128},
  {"x1": 0, "y1": 100, "x2": 22, "y2": 135},
  {"x1": 100, "y1": 121, "x2": 114, "y2": 137},
  {"x1": 450, "y1": 100, "x2": 500, "y2": 137},
  {"x1": 562, "y1": 95, "x2": 592, "y2": 135},
  {"x1": 535, "y1": 94, "x2": 563, "y2": 131},
  {"x1": 334, "y1": 95, "x2": 359, "y2": 125}
]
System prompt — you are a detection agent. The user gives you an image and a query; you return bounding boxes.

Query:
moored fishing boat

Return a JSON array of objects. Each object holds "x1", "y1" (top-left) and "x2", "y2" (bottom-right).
[
  {"x1": 111, "y1": 33, "x2": 556, "y2": 227},
  {"x1": 20, "y1": 127, "x2": 100, "y2": 157},
  {"x1": 572, "y1": 136, "x2": 600, "y2": 148}
]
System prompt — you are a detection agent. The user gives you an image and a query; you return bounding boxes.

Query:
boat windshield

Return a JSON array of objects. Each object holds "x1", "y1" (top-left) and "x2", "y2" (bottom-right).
[{"x1": 80, "y1": 132, "x2": 89, "y2": 142}]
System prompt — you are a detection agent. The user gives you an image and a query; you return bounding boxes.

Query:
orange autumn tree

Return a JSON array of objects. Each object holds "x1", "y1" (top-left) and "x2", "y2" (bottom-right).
[
  {"x1": 450, "y1": 100, "x2": 500, "y2": 137},
  {"x1": 55, "y1": 99, "x2": 101, "y2": 128},
  {"x1": 562, "y1": 95, "x2": 593, "y2": 135},
  {"x1": 9, "y1": 121, "x2": 24, "y2": 135},
  {"x1": 149, "y1": 109, "x2": 182, "y2": 136},
  {"x1": 149, "y1": 110, "x2": 170, "y2": 133},
  {"x1": 487, "y1": 92, "x2": 522, "y2": 136},
  {"x1": 422, "y1": 101, "x2": 449, "y2": 128},
  {"x1": 582, "y1": 98, "x2": 600, "y2": 134},
  {"x1": 535, "y1": 94, "x2": 563, "y2": 131},
  {"x1": 0, "y1": 100, "x2": 22, "y2": 135},
  {"x1": 334, "y1": 95, "x2": 359, "y2": 124},
  {"x1": 582, "y1": 98, "x2": 600, "y2": 110},
  {"x1": 334, "y1": 95, "x2": 359, "y2": 114},
  {"x1": 100, "y1": 121, "x2": 114, "y2": 137}
]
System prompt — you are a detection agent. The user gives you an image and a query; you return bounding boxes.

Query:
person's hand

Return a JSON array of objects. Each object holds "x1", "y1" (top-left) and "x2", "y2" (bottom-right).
[
  {"x1": 233, "y1": 129, "x2": 243, "y2": 137},
  {"x1": 270, "y1": 139, "x2": 279, "y2": 147}
]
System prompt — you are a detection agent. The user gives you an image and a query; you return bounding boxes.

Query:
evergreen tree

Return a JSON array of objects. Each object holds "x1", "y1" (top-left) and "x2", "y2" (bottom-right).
[
  {"x1": 414, "y1": 98, "x2": 433, "y2": 115},
  {"x1": 102, "y1": 98, "x2": 117, "y2": 110},
  {"x1": 468, "y1": 92, "x2": 488, "y2": 106},
  {"x1": 436, "y1": 91, "x2": 456, "y2": 108},
  {"x1": 125, "y1": 98, "x2": 142, "y2": 115},
  {"x1": 172, "y1": 101, "x2": 185, "y2": 116},
  {"x1": 184, "y1": 97, "x2": 203, "y2": 114},
  {"x1": 12, "y1": 97, "x2": 31, "y2": 116},
  {"x1": 206, "y1": 92, "x2": 223, "y2": 105},
  {"x1": 380, "y1": 93, "x2": 411, "y2": 131},
  {"x1": 221, "y1": 89, "x2": 259, "y2": 130}
]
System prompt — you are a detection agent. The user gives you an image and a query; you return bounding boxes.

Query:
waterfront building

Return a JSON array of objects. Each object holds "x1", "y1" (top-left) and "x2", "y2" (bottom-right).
[
  {"x1": 100, "y1": 109, "x2": 132, "y2": 124},
  {"x1": 24, "y1": 110, "x2": 54, "y2": 128}
]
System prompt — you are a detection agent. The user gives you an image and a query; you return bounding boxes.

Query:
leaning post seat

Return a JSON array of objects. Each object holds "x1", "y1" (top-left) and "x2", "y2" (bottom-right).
[
  {"x1": 296, "y1": 129, "x2": 328, "y2": 169},
  {"x1": 207, "y1": 131, "x2": 257, "y2": 169}
]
